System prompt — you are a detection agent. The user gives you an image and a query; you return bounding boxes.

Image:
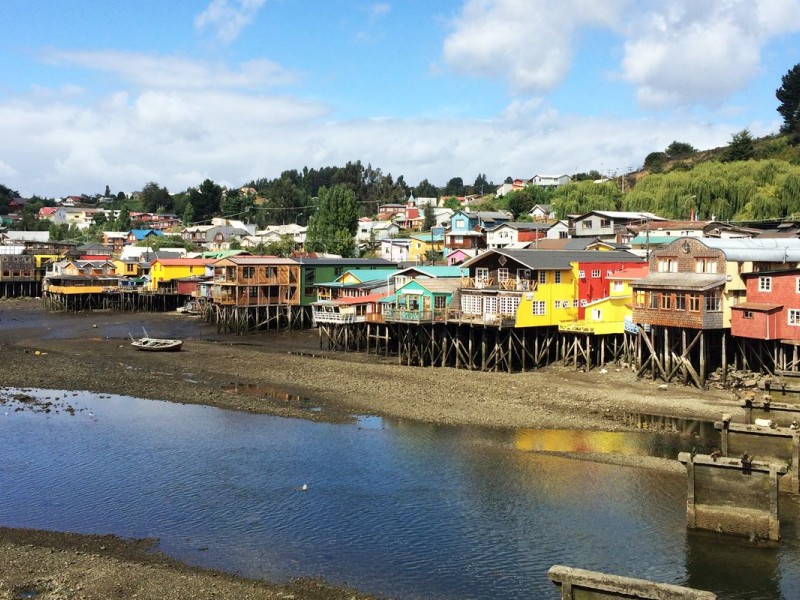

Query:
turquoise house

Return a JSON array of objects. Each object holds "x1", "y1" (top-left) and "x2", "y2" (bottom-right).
[{"x1": 381, "y1": 278, "x2": 461, "y2": 323}]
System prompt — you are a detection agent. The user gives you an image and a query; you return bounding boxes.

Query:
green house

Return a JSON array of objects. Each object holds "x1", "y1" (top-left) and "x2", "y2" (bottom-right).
[
  {"x1": 295, "y1": 257, "x2": 397, "y2": 306},
  {"x1": 380, "y1": 278, "x2": 461, "y2": 323}
]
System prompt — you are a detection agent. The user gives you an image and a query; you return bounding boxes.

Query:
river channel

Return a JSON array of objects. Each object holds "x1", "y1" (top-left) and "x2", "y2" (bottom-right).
[{"x1": 1, "y1": 388, "x2": 799, "y2": 599}]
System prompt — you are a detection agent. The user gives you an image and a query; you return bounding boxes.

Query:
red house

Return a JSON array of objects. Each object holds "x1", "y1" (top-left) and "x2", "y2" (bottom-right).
[
  {"x1": 731, "y1": 269, "x2": 800, "y2": 341},
  {"x1": 574, "y1": 259, "x2": 645, "y2": 319}
]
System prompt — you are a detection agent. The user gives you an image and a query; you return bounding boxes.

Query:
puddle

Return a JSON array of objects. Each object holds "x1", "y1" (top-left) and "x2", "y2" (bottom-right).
[{"x1": 222, "y1": 382, "x2": 321, "y2": 412}]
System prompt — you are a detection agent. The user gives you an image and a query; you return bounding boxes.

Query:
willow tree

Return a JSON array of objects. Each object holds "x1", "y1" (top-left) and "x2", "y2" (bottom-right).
[{"x1": 550, "y1": 180, "x2": 620, "y2": 217}]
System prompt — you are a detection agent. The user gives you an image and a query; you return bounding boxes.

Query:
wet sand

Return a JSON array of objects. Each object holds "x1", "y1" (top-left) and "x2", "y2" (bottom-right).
[{"x1": 0, "y1": 297, "x2": 743, "y2": 599}]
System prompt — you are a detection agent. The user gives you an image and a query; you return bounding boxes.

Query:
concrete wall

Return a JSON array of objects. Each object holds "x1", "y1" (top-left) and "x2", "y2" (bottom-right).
[
  {"x1": 715, "y1": 417, "x2": 799, "y2": 494},
  {"x1": 547, "y1": 565, "x2": 716, "y2": 599},
  {"x1": 678, "y1": 452, "x2": 787, "y2": 541}
]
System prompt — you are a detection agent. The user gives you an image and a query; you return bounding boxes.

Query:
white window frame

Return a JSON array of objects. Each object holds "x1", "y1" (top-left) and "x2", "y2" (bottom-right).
[
  {"x1": 789, "y1": 309, "x2": 800, "y2": 326},
  {"x1": 554, "y1": 271, "x2": 562, "y2": 284},
  {"x1": 591, "y1": 269, "x2": 600, "y2": 278},
  {"x1": 532, "y1": 301, "x2": 546, "y2": 316},
  {"x1": 759, "y1": 276, "x2": 772, "y2": 292}
]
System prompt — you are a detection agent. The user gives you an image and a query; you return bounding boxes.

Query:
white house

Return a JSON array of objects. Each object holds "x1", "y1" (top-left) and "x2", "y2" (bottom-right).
[
  {"x1": 380, "y1": 238, "x2": 411, "y2": 263},
  {"x1": 531, "y1": 174, "x2": 571, "y2": 187},
  {"x1": 356, "y1": 220, "x2": 401, "y2": 244},
  {"x1": 528, "y1": 204, "x2": 556, "y2": 221},
  {"x1": 572, "y1": 210, "x2": 665, "y2": 241},
  {"x1": 545, "y1": 220, "x2": 572, "y2": 239}
]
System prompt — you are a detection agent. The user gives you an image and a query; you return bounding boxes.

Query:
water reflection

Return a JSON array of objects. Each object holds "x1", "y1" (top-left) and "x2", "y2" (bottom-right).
[{"x1": 0, "y1": 388, "x2": 798, "y2": 600}]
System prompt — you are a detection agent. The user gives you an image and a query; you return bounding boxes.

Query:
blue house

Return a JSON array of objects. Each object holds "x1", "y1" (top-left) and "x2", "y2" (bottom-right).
[{"x1": 445, "y1": 210, "x2": 511, "y2": 257}]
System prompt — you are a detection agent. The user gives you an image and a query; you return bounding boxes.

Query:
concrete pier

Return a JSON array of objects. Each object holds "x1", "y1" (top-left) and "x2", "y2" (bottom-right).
[
  {"x1": 678, "y1": 452, "x2": 787, "y2": 541},
  {"x1": 547, "y1": 565, "x2": 716, "y2": 599},
  {"x1": 715, "y1": 416, "x2": 799, "y2": 494}
]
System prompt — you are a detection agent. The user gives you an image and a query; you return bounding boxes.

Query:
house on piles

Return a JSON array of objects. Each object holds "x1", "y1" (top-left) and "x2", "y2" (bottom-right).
[
  {"x1": 312, "y1": 269, "x2": 393, "y2": 325},
  {"x1": 457, "y1": 249, "x2": 643, "y2": 327},
  {"x1": 149, "y1": 258, "x2": 216, "y2": 292},
  {"x1": 631, "y1": 238, "x2": 800, "y2": 331},
  {"x1": 211, "y1": 256, "x2": 301, "y2": 307},
  {"x1": 381, "y1": 278, "x2": 462, "y2": 323},
  {"x1": 731, "y1": 268, "x2": 800, "y2": 342},
  {"x1": 294, "y1": 257, "x2": 397, "y2": 306}
]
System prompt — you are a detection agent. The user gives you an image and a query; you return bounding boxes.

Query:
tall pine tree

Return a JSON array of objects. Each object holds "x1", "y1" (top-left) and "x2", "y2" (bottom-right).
[{"x1": 305, "y1": 184, "x2": 358, "y2": 257}]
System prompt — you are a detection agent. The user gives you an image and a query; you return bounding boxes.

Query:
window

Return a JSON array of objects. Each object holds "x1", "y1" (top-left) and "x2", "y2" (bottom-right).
[
  {"x1": 591, "y1": 309, "x2": 602, "y2": 320},
  {"x1": 743, "y1": 310, "x2": 753, "y2": 319},
  {"x1": 497, "y1": 268, "x2": 509, "y2": 282},
  {"x1": 675, "y1": 294, "x2": 686, "y2": 311},
  {"x1": 562, "y1": 300, "x2": 570, "y2": 308},
  {"x1": 649, "y1": 292, "x2": 660, "y2": 309},
  {"x1": 554, "y1": 271, "x2": 561, "y2": 284},
  {"x1": 539, "y1": 271, "x2": 547, "y2": 284},
  {"x1": 789, "y1": 309, "x2": 800, "y2": 326},
  {"x1": 498, "y1": 296, "x2": 520, "y2": 315},
  {"x1": 476, "y1": 268, "x2": 489, "y2": 284},
  {"x1": 434, "y1": 296, "x2": 447, "y2": 309},
  {"x1": 658, "y1": 258, "x2": 677, "y2": 273},
  {"x1": 553, "y1": 300, "x2": 561, "y2": 308},
  {"x1": 580, "y1": 299, "x2": 588, "y2": 307},
  {"x1": 559, "y1": 231, "x2": 569, "y2": 239},
  {"x1": 578, "y1": 270, "x2": 585, "y2": 279},
  {"x1": 661, "y1": 294, "x2": 672, "y2": 310},
  {"x1": 591, "y1": 269, "x2": 600, "y2": 278},
  {"x1": 688, "y1": 294, "x2": 701, "y2": 311},
  {"x1": 517, "y1": 268, "x2": 531, "y2": 280},
  {"x1": 758, "y1": 276, "x2": 772, "y2": 292},
  {"x1": 573, "y1": 300, "x2": 579, "y2": 307},
  {"x1": 695, "y1": 258, "x2": 717, "y2": 274},
  {"x1": 704, "y1": 293, "x2": 721, "y2": 312},
  {"x1": 634, "y1": 290, "x2": 646, "y2": 307},
  {"x1": 600, "y1": 219, "x2": 610, "y2": 228},
  {"x1": 461, "y1": 294, "x2": 481, "y2": 314},
  {"x1": 612, "y1": 281, "x2": 624, "y2": 293},
  {"x1": 532, "y1": 301, "x2": 546, "y2": 315},
  {"x1": 455, "y1": 219, "x2": 465, "y2": 228},
  {"x1": 581, "y1": 219, "x2": 593, "y2": 229}
]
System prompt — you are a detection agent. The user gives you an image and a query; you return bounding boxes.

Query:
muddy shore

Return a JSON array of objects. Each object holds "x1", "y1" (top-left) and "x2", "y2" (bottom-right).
[{"x1": 0, "y1": 298, "x2": 742, "y2": 599}]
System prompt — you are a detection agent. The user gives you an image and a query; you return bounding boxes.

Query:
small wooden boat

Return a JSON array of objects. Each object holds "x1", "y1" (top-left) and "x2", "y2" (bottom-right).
[{"x1": 130, "y1": 330, "x2": 183, "y2": 352}]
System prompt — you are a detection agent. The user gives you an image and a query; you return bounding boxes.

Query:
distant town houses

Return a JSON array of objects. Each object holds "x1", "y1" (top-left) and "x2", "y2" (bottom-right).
[{"x1": 495, "y1": 175, "x2": 572, "y2": 197}]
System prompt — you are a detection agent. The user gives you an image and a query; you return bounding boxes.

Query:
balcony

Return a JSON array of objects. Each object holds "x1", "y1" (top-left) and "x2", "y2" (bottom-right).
[
  {"x1": 383, "y1": 307, "x2": 448, "y2": 323},
  {"x1": 460, "y1": 277, "x2": 536, "y2": 292}
]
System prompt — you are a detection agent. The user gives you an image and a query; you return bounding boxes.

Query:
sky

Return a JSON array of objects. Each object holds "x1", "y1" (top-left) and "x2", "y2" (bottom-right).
[{"x1": 2, "y1": 0, "x2": 800, "y2": 199}]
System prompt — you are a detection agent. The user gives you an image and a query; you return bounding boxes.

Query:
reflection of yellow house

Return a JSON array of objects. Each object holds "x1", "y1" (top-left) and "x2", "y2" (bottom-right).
[
  {"x1": 408, "y1": 232, "x2": 445, "y2": 264},
  {"x1": 149, "y1": 258, "x2": 214, "y2": 291},
  {"x1": 514, "y1": 429, "x2": 640, "y2": 455}
]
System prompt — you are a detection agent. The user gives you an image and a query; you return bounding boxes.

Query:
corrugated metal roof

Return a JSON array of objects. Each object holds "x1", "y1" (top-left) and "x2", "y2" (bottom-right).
[
  {"x1": 462, "y1": 249, "x2": 643, "y2": 270},
  {"x1": 633, "y1": 272, "x2": 726, "y2": 291},
  {"x1": 732, "y1": 302, "x2": 782, "y2": 311},
  {"x1": 694, "y1": 237, "x2": 800, "y2": 262}
]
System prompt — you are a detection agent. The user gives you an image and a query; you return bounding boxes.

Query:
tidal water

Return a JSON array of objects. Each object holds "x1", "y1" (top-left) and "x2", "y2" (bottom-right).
[{"x1": 1, "y1": 388, "x2": 799, "y2": 600}]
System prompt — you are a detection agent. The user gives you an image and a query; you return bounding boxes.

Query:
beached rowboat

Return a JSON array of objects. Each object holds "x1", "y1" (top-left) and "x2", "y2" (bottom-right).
[{"x1": 130, "y1": 336, "x2": 183, "y2": 352}]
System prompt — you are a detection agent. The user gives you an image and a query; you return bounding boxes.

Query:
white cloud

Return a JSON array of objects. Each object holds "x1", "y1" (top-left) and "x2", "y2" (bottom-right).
[
  {"x1": 619, "y1": 0, "x2": 800, "y2": 108},
  {"x1": 195, "y1": 0, "x2": 267, "y2": 45},
  {"x1": 442, "y1": 0, "x2": 800, "y2": 109},
  {"x1": 46, "y1": 50, "x2": 297, "y2": 90},
  {"x1": 0, "y1": 78, "x2": 747, "y2": 198},
  {"x1": 443, "y1": 0, "x2": 627, "y2": 93}
]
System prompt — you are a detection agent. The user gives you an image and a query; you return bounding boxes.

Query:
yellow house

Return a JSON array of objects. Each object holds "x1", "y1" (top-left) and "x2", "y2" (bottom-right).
[
  {"x1": 408, "y1": 232, "x2": 445, "y2": 264},
  {"x1": 149, "y1": 258, "x2": 214, "y2": 291},
  {"x1": 458, "y1": 249, "x2": 645, "y2": 328},
  {"x1": 558, "y1": 264, "x2": 649, "y2": 334}
]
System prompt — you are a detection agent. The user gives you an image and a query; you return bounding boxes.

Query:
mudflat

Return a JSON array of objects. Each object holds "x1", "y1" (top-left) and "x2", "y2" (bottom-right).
[{"x1": 0, "y1": 298, "x2": 741, "y2": 599}]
